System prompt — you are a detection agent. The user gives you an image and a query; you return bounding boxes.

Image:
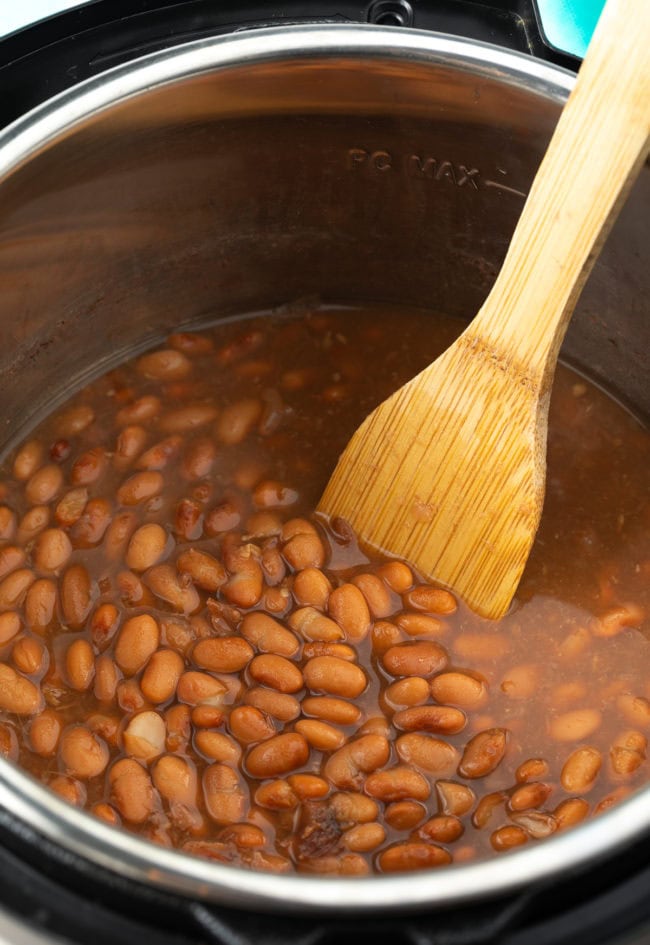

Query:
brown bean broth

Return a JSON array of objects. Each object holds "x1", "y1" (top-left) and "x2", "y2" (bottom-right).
[{"x1": 0, "y1": 304, "x2": 648, "y2": 874}]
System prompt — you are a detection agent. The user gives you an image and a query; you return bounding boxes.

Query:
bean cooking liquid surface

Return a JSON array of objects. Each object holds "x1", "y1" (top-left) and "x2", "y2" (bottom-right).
[{"x1": 0, "y1": 305, "x2": 648, "y2": 875}]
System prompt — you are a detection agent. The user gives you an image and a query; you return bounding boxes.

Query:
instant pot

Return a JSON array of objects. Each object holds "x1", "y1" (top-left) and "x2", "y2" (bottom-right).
[{"x1": 0, "y1": 2, "x2": 648, "y2": 943}]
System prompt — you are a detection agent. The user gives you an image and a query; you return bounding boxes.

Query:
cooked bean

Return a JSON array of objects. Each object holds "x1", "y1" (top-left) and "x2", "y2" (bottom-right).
[
  {"x1": 510, "y1": 811, "x2": 558, "y2": 839},
  {"x1": 288, "y1": 607, "x2": 342, "y2": 642},
  {"x1": 385, "y1": 677, "x2": 430, "y2": 708},
  {"x1": 114, "y1": 425, "x2": 148, "y2": 470},
  {"x1": 153, "y1": 755, "x2": 199, "y2": 812},
  {"x1": 490, "y1": 826, "x2": 528, "y2": 852},
  {"x1": 396, "y1": 733, "x2": 459, "y2": 775},
  {"x1": 12, "y1": 636, "x2": 46, "y2": 676},
  {"x1": 419, "y1": 814, "x2": 464, "y2": 844},
  {"x1": 431, "y1": 672, "x2": 488, "y2": 710},
  {"x1": 281, "y1": 519, "x2": 325, "y2": 570},
  {"x1": 109, "y1": 758, "x2": 156, "y2": 823},
  {"x1": 71, "y1": 447, "x2": 108, "y2": 486},
  {"x1": 324, "y1": 734, "x2": 389, "y2": 790},
  {"x1": 176, "y1": 548, "x2": 226, "y2": 592},
  {"x1": 13, "y1": 440, "x2": 44, "y2": 481},
  {"x1": 287, "y1": 774, "x2": 330, "y2": 800},
  {"x1": 103, "y1": 511, "x2": 138, "y2": 560},
  {"x1": 435, "y1": 780, "x2": 476, "y2": 817},
  {"x1": 32, "y1": 529, "x2": 70, "y2": 575},
  {"x1": 195, "y1": 730, "x2": 242, "y2": 764},
  {"x1": 138, "y1": 349, "x2": 191, "y2": 380},
  {"x1": 293, "y1": 568, "x2": 332, "y2": 610},
  {"x1": 253, "y1": 480, "x2": 299, "y2": 510},
  {"x1": 508, "y1": 781, "x2": 552, "y2": 812},
  {"x1": 49, "y1": 775, "x2": 87, "y2": 807},
  {"x1": 243, "y1": 688, "x2": 300, "y2": 722},
  {"x1": 0, "y1": 664, "x2": 42, "y2": 715},
  {"x1": 144, "y1": 564, "x2": 200, "y2": 614},
  {"x1": 365, "y1": 766, "x2": 430, "y2": 802},
  {"x1": 458, "y1": 729, "x2": 508, "y2": 779},
  {"x1": 343, "y1": 823, "x2": 386, "y2": 852},
  {"x1": 246, "y1": 733, "x2": 309, "y2": 778},
  {"x1": 65, "y1": 639, "x2": 95, "y2": 691},
  {"x1": 396, "y1": 613, "x2": 446, "y2": 638},
  {"x1": 114, "y1": 613, "x2": 160, "y2": 675},
  {"x1": 25, "y1": 464, "x2": 63, "y2": 505},
  {"x1": 55, "y1": 487, "x2": 89, "y2": 527},
  {"x1": 92, "y1": 803, "x2": 121, "y2": 826},
  {"x1": 90, "y1": 603, "x2": 120, "y2": 650},
  {"x1": 29, "y1": 709, "x2": 62, "y2": 756},
  {"x1": 303, "y1": 656, "x2": 366, "y2": 698},
  {"x1": 140, "y1": 648, "x2": 184, "y2": 704},
  {"x1": 550, "y1": 709, "x2": 602, "y2": 742},
  {"x1": 403, "y1": 586, "x2": 457, "y2": 615},
  {"x1": 123, "y1": 711, "x2": 166, "y2": 761},
  {"x1": 222, "y1": 563, "x2": 263, "y2": 609},
  {"x1": 617, "y1": 694, "x2": 650, "y2": 729},
  {"x1": 453, "y1": 633, "x2": 509, "y2": 663},
  {"x1": 255, "y1": 779, "x2": 298, "y2": 810},
  {"x1": 17, "y1": 516, "x2": 48, "y2": 559},
  {"x1": 194, "y1": 637, "x2": 254, "y2": 674},
  {"x1": 0, "y1": 568, "x2": 35, "y2": 610},
  {"x1": 328, "y1": 584, "x2": 370, "y2": 642},
  {"x1": 294, "y1": 719, "x2": 346, "y2": 752},
  {"x1": 500, "y1": 664, "x2": 539, "y2": 700},
  {"x1": 379, "y1": 842, "x2": 451, "y2": 872},
  {"x1": 351, "y1": 573, "x2": 394, "y2": 618},
  {"x1": 60, "y1": 564, "x2": 94, "y2": 628},
  {"x1": 593, "y1": 603, "x2": 644, "y2": 637},
  {"x1": 393, "y1": 705, "x2": 466, "y2": 735},
  {"x1": 301, "y1": 696, "x2": 361, "y2": 725},
  {"x1": 24, "y1": 579, "x2": 57, "y2": 630},
  {"x1": 376, "y1": 561, "x2": 414, "y2": 594},
  {"x1": 610, "y1": 730, "x2": 647, "y2": 777},
  {"x1": 249, "y1": 653, "x2": 303, "y2": 693},
  {"x1": 561, "y1": 747, "x2": 602, "y2": 793},
  {"x1": 299, "y1": 854, "x2": 369, "y2": 876},
  {"x1": 382, "y1": 641, "x2": 447, "y2": 678},
  {"x1": 125, "y1": 524, "x2": 169, "y2": 571},
  {"x1": 216, "y1": 398, "x2": 261, "y2": 444},
  {"x1": 229, "y1": 705, "x2": 276, "y2": 744},
  {"x1": 203, "y1": 763, "x2": 246, "y2": 824},
  {"x1": 515, "y1": 758, "x2": 550, "y2": 783},
  {"x1": 94, "y1": 655, "x2": 119, "y2": 703},
  {"x1": 70, "y1": 497, "x2": 112, "y2": 547},
  {"x1": 117, "y1": 678, "x2": 147, "y2": 714},
  {"x1": 554, "y1": 797, "x2": 590, "y2": 830},
  {"x1": 0, "y1": 545, "x2": 25, "y2": 581},
  {"x1": 60, "y1": 725, "x2": 109, "y2": 779},
  {"x1": 240, "y1": 612, "x2": 299, "y2": 657},
  {"x1": 136, "y1": 435, "x2": 183, "y2": 471},
  {"x1": 117, "y1": 471, "x2": 163, "y2": 506},
  {"x1": 384, "y1": 801, "x2": 426, "y2": 830},
  {"x1": 0, "y1": 611, "x2": 21, "y2": 646},
  {"x1": 55, "y1": 404, "x2": 94, "y2": 437},
  {"x1": 176, "y1": 671, "x2": 226, "y2": 707}
]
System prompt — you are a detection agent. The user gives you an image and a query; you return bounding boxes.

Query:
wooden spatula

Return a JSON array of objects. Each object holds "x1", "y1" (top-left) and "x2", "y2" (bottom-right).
[{"x1": 319, "y1": 0, "x2": 650, "y2": 619}]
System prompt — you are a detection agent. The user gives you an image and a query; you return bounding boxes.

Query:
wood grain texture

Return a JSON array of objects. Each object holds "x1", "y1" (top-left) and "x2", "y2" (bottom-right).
[{"x1": 319, "y1": 0, "x2": 650, "y2": 618}]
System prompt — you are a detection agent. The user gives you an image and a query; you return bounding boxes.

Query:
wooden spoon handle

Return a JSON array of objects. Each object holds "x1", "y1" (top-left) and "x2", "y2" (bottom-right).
[{"x1": 473, "y1": 0, "x2": 649, "y2": 382}]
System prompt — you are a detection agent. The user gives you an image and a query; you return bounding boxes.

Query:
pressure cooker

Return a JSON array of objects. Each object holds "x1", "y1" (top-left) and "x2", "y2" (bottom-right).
[{"x1": 0, "y1": 2, "x2": 648, "y2": 943}]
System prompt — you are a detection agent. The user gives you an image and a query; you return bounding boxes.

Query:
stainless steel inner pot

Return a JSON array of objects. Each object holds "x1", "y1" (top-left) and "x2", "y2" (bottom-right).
[{"x1": 0, "y1": 24, "x2": 647, "y2": 915}]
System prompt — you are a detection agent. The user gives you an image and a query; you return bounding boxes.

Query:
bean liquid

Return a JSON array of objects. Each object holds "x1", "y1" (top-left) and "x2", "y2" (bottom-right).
[{"x1": 0, "y1": 304, "x2": 648, "y2": 874}]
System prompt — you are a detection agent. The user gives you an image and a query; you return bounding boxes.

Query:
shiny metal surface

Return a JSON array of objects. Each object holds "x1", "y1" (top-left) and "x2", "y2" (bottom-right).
[{"x1": 0, "y1": 24, "x2": 647, "y2": 914}]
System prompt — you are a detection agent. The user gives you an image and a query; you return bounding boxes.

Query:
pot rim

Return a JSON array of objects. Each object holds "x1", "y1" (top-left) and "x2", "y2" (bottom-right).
[{"x1": 0, "y1": 22, "x2": 648, "y2": 914}]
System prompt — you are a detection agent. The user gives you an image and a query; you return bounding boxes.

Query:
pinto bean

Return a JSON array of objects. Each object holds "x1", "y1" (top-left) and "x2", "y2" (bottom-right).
[
  {"x1": 0, "y1": 611, "x2": 21, "y2": 646},
  {"x1": 144, "y1": 564, "x2": 200, "y2": 614},
  {"x1": 281, "y1": 519, "x2": 325, "y2": 570},
  {"x1": 65, "y1": 639, "x2": 95, "y2": 691},
  {"x1": 0, "y1": 568, "x2": 35, "y2": 610},
  {"x1": 324, "y1": 734, "x2": 389, "y2": 790},
  {"x1": 288, "y1": 607, "x2": 342, "y2": 642},
  {"x1": 0, "y1": 546, "x2": 25, "y2": 581},
  {"x1": 12, "y1": 636, "x2": 46, "y2": 676},
  {"x1": 216, "y1": 398, "x2": 262, "y2": 445},
  {"x1": 140, "y1": 649, "x2": 184, "y2": 704},
  {"x1": 126, "y1": 524, "x2": 170, "y2": 571},
  {"x1": 617, "y1": 694, "x2": 650, "y2": 729},
  {"x1": 29, "y1": 709, "x2": 62, "y2": 757},
  {"x1": 177, "y1": 671, "x2": 226, "y2": 707},
  {"x1": 351, "y1": 573, "x2": 394, "y2": 618},
  {"x1": 33, "y1": 528, "x2": 72, "y2": 574},
  {"x1": 396, "y1": 734, "x2": 459, "y2": 775},
  {"x1": 60, "y1": 725, "x2": 109, "y2": 779},
  {"x1": 435, "y1": 780, "x2": 476, "y2": 817},
  {"x1": 376, "y1": 561, "x2": 413, "y2": 594},
  {"x1": 303, "y1": 656, "x2": 366, "y2": 698},
  {"x1": 431, "y1": 672, "x2": 488, "y2": 710},
  {"x1": 0, "y1": 664, "x2": 42, "y2": 715},
  {"x1": 384, "y1": 801, "x2": 426, "y2": 830},
  {"x1": 385, "y1": 676, "x2": 430, "y2": 708},
  {"x1": 246, "y1": 733, "x2": 310, "y2": 778},
  {"x1": 70, "y1": 447, "x2": 108, "y2": 486},
  {"x1": 561, "y1": 747, "x2": 602, "y2": 793},
  {"x1": 24, "y1": 579, "x2": 57, "y2": 630},
  {"x1": 382, "y1": 641, "x2": 447, "y2": 678},
  {"x1": 60, "y1": 564, "x2": 94, "y2": 628},
  {"x1": 194, "y1": 730, "x2": 242, "y2": 764},
  {"x1": 55, "y1": 404, "x2": 94, "y2": 437},
  {"x1": 508, "y1": 781, "x2": 552, "y2": 812},
  {"x1": 138, "y1": 349, "x2": 191, "y2": 380},
  {"x1": 301, "y1": 696, "x2": 361, "y2": 726},
  {"x1": 490, "y1": 826, "x2": 528, "y2": 852},
  {"x1": 294, "y1": 719, "x2": 346, "y2": 752},
  {"x1": 13, "y1": 440, "x2": 44, "y2": 481},
  {"x1": 393, "y1": 705, "x2": 466, "y2": 735},
  {"x1": 293, "y1": 568, "x2": 332, "y2": 610},
  {"x1": 114, "y1": 425, "x2": 148, "y2": 470},
  {"x1": 458, "y1": 729, "x2": 508, "y2": 779},
  {"x1": 249, "y1": 654, "x2": 303, "y2": 693},
  {"x1": 123, "y1": 711, "x2": 166, "y2": 761},
  {"x1": 403, "y1": 586, "x2": 457, "y2": 615},
  {"x1": 554, "y1": 797, "x2": 590, "y2": 830},
  {"x1": 194, "y1": 637, "x2": 254, "y2": 674},
  {"x1": 240, "y1": 612, "x2": 299, "y2": 657},
  {"x1": 203, "y1": 763, "x2": 247, "y2": 824},
  {"x1": 328, "y1": 584, "x2": 370, "y2": 642},
  {"x1": 94, "y1": 655, "x2": 119, "y2": 703},
  {"x1": 176, "y1": 549, "x2": 226, "y2": 592},
  {"x1": 114, "y1": 613, "x2": 160, "y2": 675},
  {"x1": 365, "y1": 766, "x2": 431, "y2": 802},
  {"x1": 117, "y1": 471, "x2": 163, "y2": 506},
  {"x1": 379, "y1": 842, "x2": 451, "y2": 872},
  {"x1": 109, "y1": 758, "x2": 156, "y2": 823},
  {"x1": 343, "y1": 823, "x2": 386, "y2": 852},
  {"x1": 25, "y1": 464, "x2": 63, "y2": 506},
  {"x1": 243, "y1": 688, "x2": 300, "y2": 723},
  {"x1": 550, "y1": 709, "x2": 602, "y2": 742}
]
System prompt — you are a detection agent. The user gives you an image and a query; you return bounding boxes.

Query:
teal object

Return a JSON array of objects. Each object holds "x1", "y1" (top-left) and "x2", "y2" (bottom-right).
[{"x1": 535, "y1": 0, "x2": 607, "y2": 58}]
